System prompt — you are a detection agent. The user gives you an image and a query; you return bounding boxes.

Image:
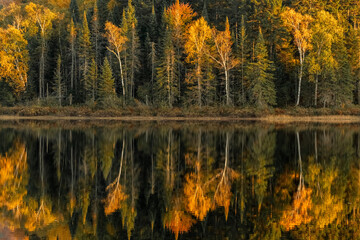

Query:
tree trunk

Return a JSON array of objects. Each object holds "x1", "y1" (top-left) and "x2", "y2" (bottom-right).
[
  {"x1": 40, "y1": 36, "x2": 45, "y2": 98},
  {"x1": 225, "y1": 69, "x2": 231, "y2": 106},
  {"x1": 118, "y1": 55, "x2": 126, "y2": 101},
  {"x1": 314, "y1": 74, "x2": 318, "y2": 107},
  {"x1": 197, "y1": 64, "x2": 202, "y2": 107},
  {"x1": 296, "y1": 62, "x2": 303, "y2": 106}
]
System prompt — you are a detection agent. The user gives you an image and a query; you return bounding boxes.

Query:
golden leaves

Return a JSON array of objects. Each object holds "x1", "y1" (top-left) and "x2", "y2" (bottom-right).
[
  {"x1": 281, "y1": 8, "x2": 313, "y2": 56},
  {"x1": 164, "y1": 197, "x2": 195, "y2": 240},
  {"x1": 25, "y1": 2, "x2": 57, "y2": 37},
  {"x1": 0, "y1": 26, "x2": 29, "y2": 94},
  {"x1": 104, "y1": 182, "x2": 128, "y2": 216},
  {"x1": 105, "y1": 21, "x2": 128, "y2": 55},
  {"x1": 280, "y1": 187, "x2": 313, "y2": 231},
  {"x1": 183, "y1": 173, "x2": 212, "y2": 221}
]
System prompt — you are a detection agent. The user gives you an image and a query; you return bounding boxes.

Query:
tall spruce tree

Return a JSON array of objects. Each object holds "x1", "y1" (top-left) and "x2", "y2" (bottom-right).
[
  {"x1": 52, "y1": 55, "x2": 65, "y2": 106},
  {"x1": 79, "y1": 11, "x2": 92, "y2": 101},
  {"x1": 156, "y1": 26, "x2": 177, "y2": 107},
  {"x1": 85, "y1": 58, "x2": 98, "y2": 102},
  {"x1": 99, "y1": 57, "x2": 116, "y2": 100},
  {"x1": 247, "y1": 28, "x2": 276, "y2": 107}
]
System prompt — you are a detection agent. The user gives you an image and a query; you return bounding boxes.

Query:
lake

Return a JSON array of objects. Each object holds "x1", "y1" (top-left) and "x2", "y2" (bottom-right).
[{"x1": 0, "y1": 121, "x2": 359, "y2": 239}]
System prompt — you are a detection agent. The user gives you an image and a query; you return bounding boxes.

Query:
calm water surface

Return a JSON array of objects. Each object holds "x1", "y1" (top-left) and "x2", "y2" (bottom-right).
[{"x1": 0, "y1": 121, "x2": 359, "y2": 239}]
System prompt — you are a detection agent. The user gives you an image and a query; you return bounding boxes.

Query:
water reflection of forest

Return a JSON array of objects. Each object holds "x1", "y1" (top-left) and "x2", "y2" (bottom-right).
[{"x1": 1, "y1": 123, "x2": 360, "y2": 239}]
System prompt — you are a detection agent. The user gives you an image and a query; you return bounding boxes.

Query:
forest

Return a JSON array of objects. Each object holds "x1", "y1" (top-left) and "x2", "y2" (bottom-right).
[{"x1": 1, "y1": 0, "x2": 360, "y2": 110}]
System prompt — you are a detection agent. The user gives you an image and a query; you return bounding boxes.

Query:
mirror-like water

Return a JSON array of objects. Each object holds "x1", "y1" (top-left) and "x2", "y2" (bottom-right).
[{"x1": 0, "y1": 121, "x2": 359, "y2": 239}]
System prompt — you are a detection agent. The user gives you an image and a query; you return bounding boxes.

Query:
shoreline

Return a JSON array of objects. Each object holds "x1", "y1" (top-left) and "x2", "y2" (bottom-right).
[{"x1": 1, "y1": 114, "x2": 360, "y2": 123}]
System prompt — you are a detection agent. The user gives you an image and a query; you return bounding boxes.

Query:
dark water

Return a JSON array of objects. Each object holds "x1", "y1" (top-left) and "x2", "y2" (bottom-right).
[{"x1": 0, "y1": 121, "x2": 359, "y2": 240}]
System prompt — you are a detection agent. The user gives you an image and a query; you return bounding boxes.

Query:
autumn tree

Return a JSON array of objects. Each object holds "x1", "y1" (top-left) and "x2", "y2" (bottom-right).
[
  {"x1": 0, "y1": 26, "x2": 29, "y2": 95},
  {"x1": 25, "y1": 2, "x2": 57, "y2": 99},
  {"x1": 247, "y1": 28, "x2": 276, "y2": 107},
  {"x1": 281, "y1": 8, "x2": 313, "y2": 106},
  {"x1": 166, "y1": 0, "x2": 196, "y2": 103},
  {"x1": 308, "y1": 10, "x2": 343, "y2": 107},
  {"x1": 209, "y1": 18, "x2": 239, "y2": 106},
  {"x1": 184, "y1": 17, "x2": 212, "y2": 107},
  {"x1": 105, "y1": 21, "x2": 127, "y2": 99}
]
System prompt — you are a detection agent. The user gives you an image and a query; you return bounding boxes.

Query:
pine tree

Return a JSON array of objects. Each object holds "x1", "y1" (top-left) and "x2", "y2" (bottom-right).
[
  {"x1": 247, "y1": 28, "x2": 276, "y2": 107},
  {"x1": 123, "y1": 0, "x2": 140, "y2": 100},
  {"x1": 156, "y1": 26, "x2": 178, "y2": 107},
  {"x1": 91, "y1": 0, "x2": 100, "y2": 66},
  {"x1": 79, "y1": 11, "x2": 92, "y2": 101},
  {"x1": 70, "y1": 0, "x2": 80, "y2": 23},
  {"x1": 238, "y1": 15, "x2": 247, "y2": 105},
  {"x1": 69, "y1": 19, "x2": 77, "y2": 99},
  {"x1": 99, "y1": 58, "x2": 116, "y2": 100},
  {"x1": 85, "y1": 58, "x2": 98, "y2": 102},
  {"x1": 52, "y1": 55, "x2": 65, "y2": 106}
]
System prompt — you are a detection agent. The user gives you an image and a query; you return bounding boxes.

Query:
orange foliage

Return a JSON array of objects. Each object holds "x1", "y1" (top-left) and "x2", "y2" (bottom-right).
[
  {"x1": 0, "y1": 26, "x2": 29, "y2": 93},
  {"x1": 104, "y1": 182, "x2": 128, "y2": 215},
  {"x1": 166, "y1": 0, "x2": 196, "y2": 45},
  {"x1": 183, "y1": 172, "x2": 212, "y2": 221},
  {"x1": 164, "y1": 197, "x2": 195, "y2": 240},
  {"x1": 105, "y1": 22, "x2": 127, "y2": 56},
  {"x1": 280, "y1": 187, "x2": 313, "y2": 231}
]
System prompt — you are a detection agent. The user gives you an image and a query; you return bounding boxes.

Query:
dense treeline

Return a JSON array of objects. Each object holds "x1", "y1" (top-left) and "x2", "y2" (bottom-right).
[{"x1": 1, "y1": 0, "x2": 360, "y2": 108}]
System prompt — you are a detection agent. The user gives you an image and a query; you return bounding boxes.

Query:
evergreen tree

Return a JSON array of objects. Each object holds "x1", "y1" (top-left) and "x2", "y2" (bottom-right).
[
  {"x1": 91, "y1": 0, "x2": 100, "y2": 66},
  {"x1": 70, "y1": 0, "x2": 80, "y2": 23},
  {"x1": 79, "y1": 11, "x2": 92, "y2": 101},
  {"x1": 238, "y1": 15, "x2": 247, "y2": 105},
  {"x1": 123, "y1": 0, "x2": 140, "y2": 100},
  {"x1": 52, "y1": 55, "x2": 65, "y2": 106},
  {"x1": 85, "y1": 58, "x2": 98, "y2": 102},
  {"x1": 247, "y1": 29, "x2": 276, "y2": 107},
  {"x1": 156, "y1": 26, "x2": 178, "y2": 107},
  {"x1": 99, "y1": 58, "x2": 116, "y2": 100}
]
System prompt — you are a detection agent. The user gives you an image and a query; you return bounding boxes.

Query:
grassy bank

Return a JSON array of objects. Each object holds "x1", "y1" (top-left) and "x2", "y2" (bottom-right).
[{"x1": 2, "y1": 105, "x2": 360, "y2": 123}]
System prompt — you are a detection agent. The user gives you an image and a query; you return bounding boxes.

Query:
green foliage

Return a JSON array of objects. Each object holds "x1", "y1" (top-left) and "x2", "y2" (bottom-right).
[
  {"x1": 247, "y1": 29, "x2": 276, "y2": 107},
  {"x1": 52, "y1": 55, "x2": 65, "y2": 106},
  {"x1": 99, "y1": 58, "x2": 116, "y2": 101},
  {"x1": 84, "y1": 58, "x2": 97, "y2": 102}
]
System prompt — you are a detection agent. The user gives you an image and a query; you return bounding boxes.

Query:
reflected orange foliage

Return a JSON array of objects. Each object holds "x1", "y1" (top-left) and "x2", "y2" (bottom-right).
[
  {"x1": 164, "y1": 197, "x2": 195, "y2": 240},
  {"x1": 184, "y1": 172, "x2": 212, "y2": 221},
  {"x1": 280, "y1": 187, "x2": 313, "y2": 231},
  {"x1": 104, "y1": 182, "x2": 128, "y2": 215}
]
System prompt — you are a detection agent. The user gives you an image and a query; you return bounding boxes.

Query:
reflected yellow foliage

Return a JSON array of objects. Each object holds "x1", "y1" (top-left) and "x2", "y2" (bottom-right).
[
  {"x1": 24, "y1": 198, "x2": 57, "y2": 232},
  {"x1": 212, "y1": 167, "x2": 239, "y2": 221},
  {"x1": 280, "y1": 187, "x2": 313, "y2": 231},
  {"x1": 164, "y1": 197, "x2": 195, "y2": 240},
  {"x1": 0, "y1": 141, "x2": 28, "y2": 220},
  {"x1": 104, "y1": 182, "x2": 128, "y2": 216},
  {"x1": 184, "y1": 171, "x2": 212, "y2": 221}
]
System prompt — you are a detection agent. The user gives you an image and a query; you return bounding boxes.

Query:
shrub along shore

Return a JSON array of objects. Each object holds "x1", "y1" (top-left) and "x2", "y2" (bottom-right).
[{"x1": 2, "y1": 106, "x2": 360, "y2": 123}]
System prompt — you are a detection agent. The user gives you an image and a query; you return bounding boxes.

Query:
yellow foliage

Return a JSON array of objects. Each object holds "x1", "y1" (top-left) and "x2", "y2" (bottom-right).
[
  {"x1": 0, "y1": 26, "x2": 29, "y2": 93},
  {"x1": 25, "y1": 2, "x2": 57, "y2": 38},
  {"x1": 105, "y1": 21, "x2": 128, "y2": 57},
  {"x1": 183, "y1": 173, "x2": 212, "y2": 221},
  {"x1": 280, "y1": 187, "x2": 313, "y2": 231},
  {"x1": 164, "y1": 197, "x2": 195, "y2": 240},
  {"x1": 166, "y1": 0, "x2": 196, "y2": 45},
  {"x1": 104, "y1": 181, "x2": 128, "y2": 216}
]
